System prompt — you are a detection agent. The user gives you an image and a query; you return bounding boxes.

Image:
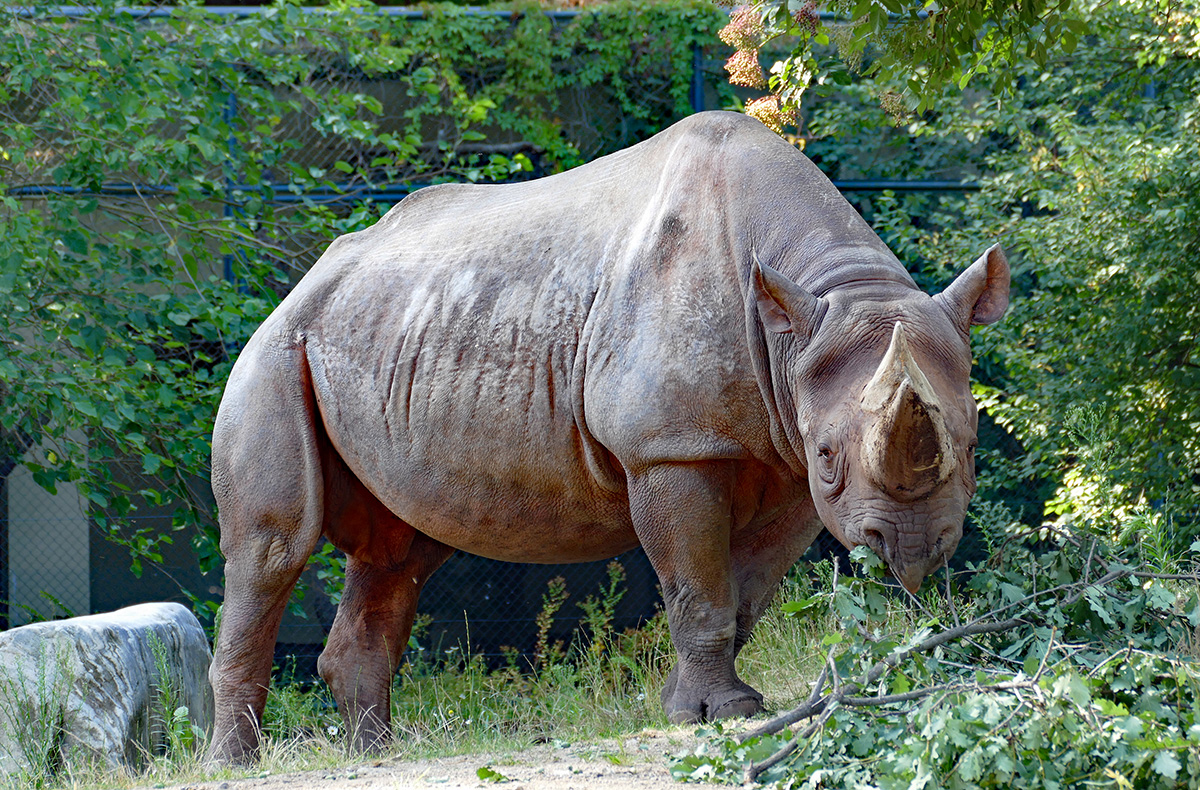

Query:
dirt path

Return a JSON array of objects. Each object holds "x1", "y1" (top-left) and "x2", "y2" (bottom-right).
[{"x1": 172, "y1": 728, "x2": 701, "y2": 790}]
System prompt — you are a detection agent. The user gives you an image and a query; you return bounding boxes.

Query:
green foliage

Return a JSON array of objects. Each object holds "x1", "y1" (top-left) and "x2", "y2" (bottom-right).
[
  {"x1": 673, "y1": 533, "x2": 1200, "y2": 788},
  {"x1": 771, "y1": 0, "x2": 1200, "y2": 539},
  {"x1": 724, "y1": 0, "x2": 1086, "y2": 118},
  {"x1": 881, "y1": 0, "x2": 1200, "y2": 529},
  {"x1": 0, "y1": 0, "x2": 725, "y2": 600}
]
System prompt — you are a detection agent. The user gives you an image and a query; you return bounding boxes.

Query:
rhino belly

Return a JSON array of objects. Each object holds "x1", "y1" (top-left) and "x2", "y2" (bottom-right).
[{"x1": 304, "y1": 321, "x2": 639, "y2": 564}]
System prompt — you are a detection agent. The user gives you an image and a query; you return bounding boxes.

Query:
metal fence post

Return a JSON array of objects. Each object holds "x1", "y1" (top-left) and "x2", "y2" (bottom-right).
[{"x1": 690, "y1": 41, "x2": 705, "y2": 113}]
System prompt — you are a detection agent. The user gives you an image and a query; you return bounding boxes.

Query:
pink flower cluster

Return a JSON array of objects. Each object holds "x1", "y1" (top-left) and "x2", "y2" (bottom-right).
[
  {"x1": 879, "y1": 91, "x2": 911, "y2": 123},
  {"x1": 793, "y1": 2, "x2": 820, "y2": 35},
  {"x1": 720, "y1": 6, "x2": 767, "y2": 88},
  {"x1": 745, "y1": 96, "x2": 796, "y2": 134},
  {"x1": 724, "y1": 50, "x2": 767, "y2": 88},
  {"x1": 718, "y1": 6, "x2": 765, "y2": 50},
  {"x1": 719, "y1": 5, "x2": 799, "y2": 135}
]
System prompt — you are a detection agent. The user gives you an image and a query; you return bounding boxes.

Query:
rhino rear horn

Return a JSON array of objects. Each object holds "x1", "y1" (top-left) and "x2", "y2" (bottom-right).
[
  {"x1": 751, "y1": 254, "x2": 824, "y2": 341},
  {"x1": 861, "y1": 323, "x2": 955, "y2": 498},
  {"x1": 934, "y1": 243, "x2": 1010, "y2": 330}
]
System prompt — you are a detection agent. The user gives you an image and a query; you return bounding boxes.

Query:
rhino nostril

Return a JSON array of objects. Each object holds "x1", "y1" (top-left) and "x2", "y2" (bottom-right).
[{"x1": 862, "y1": 527, "x2": 886, "y2": 555}]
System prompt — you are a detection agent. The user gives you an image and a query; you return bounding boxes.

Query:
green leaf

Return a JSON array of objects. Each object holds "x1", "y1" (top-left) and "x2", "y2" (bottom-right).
[
  {"x1": 60, "y1": 230, "x2": 89, "y2": 256},
  {"x1": 1184, "y1": 592, "x2": 1200, "y2": 628},
  {"x1": 476, "y1": 766, "x2": 511, "y2": 783},
  {"x1": 780, "y1": 594, "x2": 825, "y2": 617},
  {"x1": 1151, "y1": 751, "x2": 1181, "y2": 781}
]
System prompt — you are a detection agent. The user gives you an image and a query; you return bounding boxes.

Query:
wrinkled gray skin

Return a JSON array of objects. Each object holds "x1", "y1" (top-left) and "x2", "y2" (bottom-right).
[{"x1": 207, "y1": 111, "x2": 1009, "y2": 763}]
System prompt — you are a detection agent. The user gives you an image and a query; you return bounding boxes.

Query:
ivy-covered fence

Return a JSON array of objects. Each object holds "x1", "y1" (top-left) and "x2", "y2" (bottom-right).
[
  {"x1": 0, "y1": 0, "x2": 731, "y2": 655},
  {"x1": 0, "y1": 1, "x2": 1006, "y2": 671}
]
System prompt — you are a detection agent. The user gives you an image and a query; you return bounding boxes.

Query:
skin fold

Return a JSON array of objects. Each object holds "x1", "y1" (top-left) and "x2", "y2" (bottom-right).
[{"x1": 207, "y1": 111, "x2": 1009, "y2": 763}]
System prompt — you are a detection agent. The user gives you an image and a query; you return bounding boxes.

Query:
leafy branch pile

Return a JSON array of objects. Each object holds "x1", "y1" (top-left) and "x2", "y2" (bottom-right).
[{"x1": 672, "y1": 529, "x2": 1200, "y2": 788}]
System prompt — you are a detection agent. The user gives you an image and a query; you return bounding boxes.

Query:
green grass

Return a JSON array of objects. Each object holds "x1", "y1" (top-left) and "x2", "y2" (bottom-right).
[{"x1": 6, "y1": 562, "x2": 844, "y2": 789}]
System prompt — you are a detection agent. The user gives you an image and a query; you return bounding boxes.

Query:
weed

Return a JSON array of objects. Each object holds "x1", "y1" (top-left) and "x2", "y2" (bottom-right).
[
  {"x1": 147, "y1": 632, "x2": 204, "y2": 765},
  {"x1": 0, "y1": 642, "x2": 77, "y2": 788},
  {"x1": 577, "y1": 561, "x2": 627, "y2": 653},
  {"x1": 968, "y1": 498, "x2": 1019, "y2": 555},
  {"x1": 531, "y1": 576, "x2": 568, "y2": 671}
]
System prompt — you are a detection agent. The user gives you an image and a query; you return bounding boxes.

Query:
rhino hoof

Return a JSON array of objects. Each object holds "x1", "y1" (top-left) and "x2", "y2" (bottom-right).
[
  {"x1": 709, "y1": 690, "x2": 764, "y2": 720},
  {"x1": 664, "y1": 684, "x2": 763, "y2": 724}
]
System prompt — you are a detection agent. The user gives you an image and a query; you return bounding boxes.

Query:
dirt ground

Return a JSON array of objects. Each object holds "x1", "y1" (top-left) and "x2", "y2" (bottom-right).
[{"x1": 167, "y1": 728, "x2": 703, "y2": 790}]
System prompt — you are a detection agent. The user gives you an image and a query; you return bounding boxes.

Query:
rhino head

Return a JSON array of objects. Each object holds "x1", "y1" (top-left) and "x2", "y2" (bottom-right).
[{"x1": 752, "y1": 244, "x2": 1010, "y2": 592}]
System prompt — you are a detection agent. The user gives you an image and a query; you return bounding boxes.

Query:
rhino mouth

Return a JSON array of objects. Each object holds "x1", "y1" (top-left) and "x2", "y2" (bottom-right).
[{"x1": 859, "y1": 524, "x2": 954, "y2": 594}]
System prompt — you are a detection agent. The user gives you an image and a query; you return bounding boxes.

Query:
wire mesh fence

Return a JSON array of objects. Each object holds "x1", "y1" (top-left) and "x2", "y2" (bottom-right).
[{"x1": 1, "y1": 4, "x2": 1051, "y2": 675}]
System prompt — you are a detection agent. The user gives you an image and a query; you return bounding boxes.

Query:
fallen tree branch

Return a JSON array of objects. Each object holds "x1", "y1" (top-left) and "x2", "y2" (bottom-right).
[
  {"x1": 742, "y1": 666, "x2": 1041, "y2": 783},
  {"x1": 738, "y1": 616, "x2": 1022, "y2": 746},
  {"x1": 730, "y1": 557, "x2": 1199, "y2": 783}
]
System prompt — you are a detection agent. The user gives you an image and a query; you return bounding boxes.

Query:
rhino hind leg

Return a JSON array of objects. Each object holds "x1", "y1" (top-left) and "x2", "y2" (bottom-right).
[
  {"x1": 629, "y1": 461, "x2": 763, "y2": 724},
  {"x1": 318, "y1": 534, "x2": 453, "y2": 752},
  {"x1": 208, "y1": 343, "x2": 325, "y2": 764}
]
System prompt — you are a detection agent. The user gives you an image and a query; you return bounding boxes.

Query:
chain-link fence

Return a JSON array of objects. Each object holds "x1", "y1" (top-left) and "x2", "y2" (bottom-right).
[{"x1": 1, "y1": 5, "x2": 1033, "y2": 675}]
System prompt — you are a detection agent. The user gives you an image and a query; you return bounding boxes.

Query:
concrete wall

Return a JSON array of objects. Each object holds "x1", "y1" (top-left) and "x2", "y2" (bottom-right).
[{"x1": 5, "y1": 448, "x2": 90, "y2": 626}]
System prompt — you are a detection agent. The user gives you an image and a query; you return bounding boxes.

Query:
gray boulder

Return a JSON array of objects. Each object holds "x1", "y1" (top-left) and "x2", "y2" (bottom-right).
[{"x1": 0, "y1": 602, "x2": 213, "y2": 777}]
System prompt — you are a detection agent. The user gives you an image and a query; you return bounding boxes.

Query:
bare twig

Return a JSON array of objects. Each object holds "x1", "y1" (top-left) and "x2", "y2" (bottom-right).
[
  {"x1": 1033, "y1": 627, "x2": 1057, "y2": 682},
  {"x1": 1083, "y1": 538, "x2": 1097, "y2": 586},
  {"x1": 944, "y1": 555, "x2": 960, "y2": 628}
]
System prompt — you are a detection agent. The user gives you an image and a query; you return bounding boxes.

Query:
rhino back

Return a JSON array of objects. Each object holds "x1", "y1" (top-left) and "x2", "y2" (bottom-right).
[{"x1": 235, "y1": 112, "x2": 904, "y2": 559}]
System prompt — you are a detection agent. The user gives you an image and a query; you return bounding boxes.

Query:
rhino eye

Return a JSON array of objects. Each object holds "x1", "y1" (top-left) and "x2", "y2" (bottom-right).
[{"x1": 815, "y1": 441, "x2": 845, "y2": 497}]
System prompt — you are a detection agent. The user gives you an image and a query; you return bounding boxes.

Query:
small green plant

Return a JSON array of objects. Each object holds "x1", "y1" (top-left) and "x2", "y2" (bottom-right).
[
  {"x1": 476, "y1": 764, "x2": 511, "y2": 782},
  {"x1": 262, "y1": 674, "x2": 338, "y2": 744},
  {"x1": 0, "y1": 643, "x2": 76, "y2": 788},
  {"x1": 532, "y1": 576, "x2": 570, "y2": 671},
  {"x1": 969, "y1": 498, "x2": 1021, "y2": 556},
  {"x1": 5, "y1": 593, "x2": 78, "y2": 626},
  {"x1": 577, "y1": 561, "x2": 628, "y2": 654},
  {"x1": 147, "y1": 632, "x2": 204, "y2": 765}
]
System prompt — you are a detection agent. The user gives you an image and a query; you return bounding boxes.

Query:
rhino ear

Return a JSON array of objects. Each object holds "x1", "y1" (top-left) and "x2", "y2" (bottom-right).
[
  {"x1": 934, "y1": 243, "x2": 1010, "y2": 329},
  {"x1": 751, "y1": 255, "x2": 824, "y2": 340}
]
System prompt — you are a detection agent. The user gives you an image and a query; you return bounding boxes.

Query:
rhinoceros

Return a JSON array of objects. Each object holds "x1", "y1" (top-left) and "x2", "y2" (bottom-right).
[{"x1": 207, "y1": 111, "x2": 1008, "y2": 762}]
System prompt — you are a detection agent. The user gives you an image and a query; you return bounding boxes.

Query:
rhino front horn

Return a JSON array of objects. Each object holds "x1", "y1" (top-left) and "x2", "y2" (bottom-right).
[{"x1": 860, "y1": 323, "x2": 955, "y2": 500}]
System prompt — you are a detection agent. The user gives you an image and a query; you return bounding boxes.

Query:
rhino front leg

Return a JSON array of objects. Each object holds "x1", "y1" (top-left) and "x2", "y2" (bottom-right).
[
  {"x1": 318, "y1": 533, "x2": 453, "y2": 752},
  {"x1": 730, "y1": 502, "x2": 824, "y2": 656},
  {"x1": 657, "y1": 500, "x2": 824, "y2": 720},
  {"x1": 629, "y1": 461, "x2": 761, "y2": 724}
]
